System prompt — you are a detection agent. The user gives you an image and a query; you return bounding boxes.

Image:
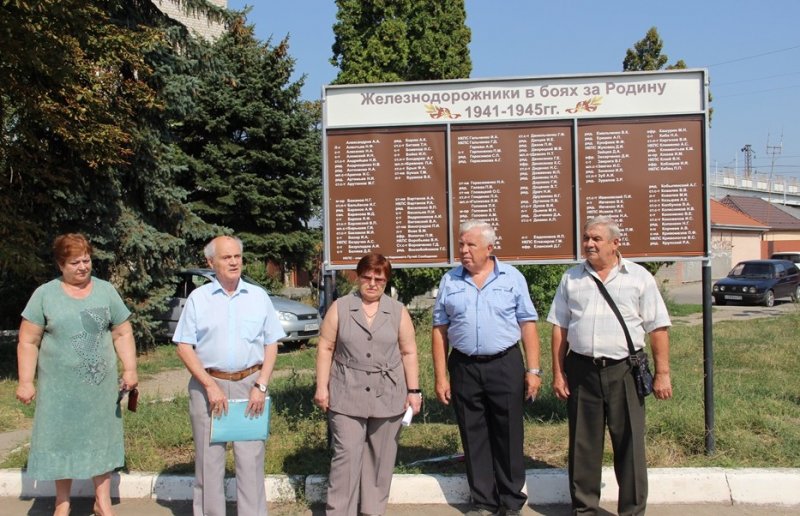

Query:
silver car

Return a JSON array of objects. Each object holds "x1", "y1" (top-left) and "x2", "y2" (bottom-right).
[{"x1": 157, "y1": 268, "x2": 320, "y2": 347}]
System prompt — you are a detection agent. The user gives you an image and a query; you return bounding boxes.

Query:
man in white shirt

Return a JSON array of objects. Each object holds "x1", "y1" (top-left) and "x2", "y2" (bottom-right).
[
  {"x1": 547, "y1": 216, "x2": 673, "y2": 516},
  {"x1": 174, "y1": 235, "x2": 285, "y2": 516}
]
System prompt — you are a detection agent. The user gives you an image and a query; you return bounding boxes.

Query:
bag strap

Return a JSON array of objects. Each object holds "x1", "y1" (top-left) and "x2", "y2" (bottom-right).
[{"x1": 587, "y1": 273, "x2": 637, "y2": 357}]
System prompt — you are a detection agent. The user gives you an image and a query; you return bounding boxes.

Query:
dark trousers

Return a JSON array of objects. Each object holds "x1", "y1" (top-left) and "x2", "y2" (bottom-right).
[
  {"x1": 448, "y1": 345, "x2": 527, "y2": 512},
  {"x1": 565, "y1": 352, "x2": 648, "y2": 516}
]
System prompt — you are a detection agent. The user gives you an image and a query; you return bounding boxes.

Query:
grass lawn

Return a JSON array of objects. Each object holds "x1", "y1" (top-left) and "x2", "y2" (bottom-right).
[{"x1": 2, "y1": 307, "x2": 800, "y2": 474}]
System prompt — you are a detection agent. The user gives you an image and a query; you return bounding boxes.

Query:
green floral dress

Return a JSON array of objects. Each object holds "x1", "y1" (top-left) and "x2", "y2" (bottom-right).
[{"x1": 22, "y1": 277, "x2": 131, "y2": 480}]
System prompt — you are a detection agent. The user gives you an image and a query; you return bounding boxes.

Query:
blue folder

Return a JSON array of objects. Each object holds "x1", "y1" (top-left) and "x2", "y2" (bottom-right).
[{"x1": 210, "y1": 398, "x2": 271, "y2": 443}]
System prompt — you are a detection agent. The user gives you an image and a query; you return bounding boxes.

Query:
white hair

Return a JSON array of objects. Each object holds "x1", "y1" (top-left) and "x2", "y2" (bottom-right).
[
  {"x1": 459, "y1": 219, "x2": 496, "y2": 246},
  {"x1": 584, "y1": 216, "x2": 621, "y2": 239},
  {"x1": 204, "y1": 235, "x2": 244, "y2": 260}
]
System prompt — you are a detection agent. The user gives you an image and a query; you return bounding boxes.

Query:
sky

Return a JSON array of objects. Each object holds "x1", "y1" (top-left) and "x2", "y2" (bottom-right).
[{"x1": 228, "y1": 0, "x2": 800, "y2": 181}]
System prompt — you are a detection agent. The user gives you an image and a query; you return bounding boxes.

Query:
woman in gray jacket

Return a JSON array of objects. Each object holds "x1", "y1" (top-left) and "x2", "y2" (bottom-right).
[{"x1": 314, "y1": 252, "x2": 422, "y2": 516}]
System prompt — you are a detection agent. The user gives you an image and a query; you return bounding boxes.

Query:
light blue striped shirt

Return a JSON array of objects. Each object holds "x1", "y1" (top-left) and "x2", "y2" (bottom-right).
[
  {"x1": 432, "y1": 258, "x2": 538, "y2": 355},
  {"x1": 173, "y1": 278, "x2": 286, "y2": 371}
]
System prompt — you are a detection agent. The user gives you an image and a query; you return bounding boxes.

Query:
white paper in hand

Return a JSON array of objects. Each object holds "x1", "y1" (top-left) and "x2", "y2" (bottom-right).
[{"x1": 401, "y1": 405, "x2": 414, "y2": 427}]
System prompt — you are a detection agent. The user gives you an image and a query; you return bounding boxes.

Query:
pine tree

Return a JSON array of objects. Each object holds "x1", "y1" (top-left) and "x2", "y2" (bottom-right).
[{"x1": 174, "y1": 16, "x2": 322, "y2": 278}]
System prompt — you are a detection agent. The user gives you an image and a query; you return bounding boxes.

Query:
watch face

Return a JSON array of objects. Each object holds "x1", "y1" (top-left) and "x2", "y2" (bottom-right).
[{"x1": 258, "y1": 384, "x2": 267, "y2": 392}]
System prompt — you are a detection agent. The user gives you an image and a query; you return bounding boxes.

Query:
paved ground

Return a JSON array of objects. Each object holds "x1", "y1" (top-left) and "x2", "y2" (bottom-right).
[{"x1": 1, "y1": 498, "x2": 798, "y2": 515}]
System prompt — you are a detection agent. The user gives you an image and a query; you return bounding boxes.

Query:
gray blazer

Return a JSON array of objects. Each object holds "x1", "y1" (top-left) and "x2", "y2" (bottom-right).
[{"x1": 328, "y1": 293, "x2": 407, "y2": 418}]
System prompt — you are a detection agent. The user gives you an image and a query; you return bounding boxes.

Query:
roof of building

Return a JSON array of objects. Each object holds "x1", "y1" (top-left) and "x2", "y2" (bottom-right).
[
  {"x1": 719, "y1": 195, "x2": 800, "y2": 230},
  {"x1": 710, "y1": 198, "x2": 768, "y2": 231}
]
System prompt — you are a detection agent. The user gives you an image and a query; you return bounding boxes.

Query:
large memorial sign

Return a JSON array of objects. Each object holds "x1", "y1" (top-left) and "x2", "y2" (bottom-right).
[{"x1": 323, "y1": 70, "x2": 708, "y2": 267}]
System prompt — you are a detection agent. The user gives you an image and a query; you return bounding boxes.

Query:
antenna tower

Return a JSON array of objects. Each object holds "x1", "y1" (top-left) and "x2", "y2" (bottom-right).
[{"x1": 741, "y1": 144, "x2": 754, "y2": 178}]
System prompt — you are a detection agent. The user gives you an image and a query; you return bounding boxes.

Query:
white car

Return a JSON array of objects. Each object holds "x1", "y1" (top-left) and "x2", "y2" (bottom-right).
[{"x1": 770, "y1": 251, "x2": 800, "y2": 267}]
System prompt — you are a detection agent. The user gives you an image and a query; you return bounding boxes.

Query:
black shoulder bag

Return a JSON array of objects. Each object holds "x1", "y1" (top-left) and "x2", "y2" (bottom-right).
[{"x1": 588, "y1": 274, "x2": 654, "y2": 397}]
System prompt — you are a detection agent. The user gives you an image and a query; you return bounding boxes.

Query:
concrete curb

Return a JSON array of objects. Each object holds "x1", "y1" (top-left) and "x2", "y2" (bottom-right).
[{"x1": 1, "y1": 468, "x2": 799, "y2": 506}]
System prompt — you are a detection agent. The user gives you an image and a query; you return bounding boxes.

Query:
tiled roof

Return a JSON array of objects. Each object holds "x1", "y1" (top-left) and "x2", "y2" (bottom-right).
[
  {"x1": 719, "y1": 195, "x2": 800, "y2": 230},
  {"x1": 710, "y1": 199, "x2": 767, "y2": 230}
]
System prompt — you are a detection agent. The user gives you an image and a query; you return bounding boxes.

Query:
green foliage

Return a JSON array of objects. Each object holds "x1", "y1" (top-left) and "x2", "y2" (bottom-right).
[
  {"x1": 391, "y1": 267, "x2": 445, "y2": 304},
  {"x1": 331, "y1": 0, "x2": 472, "y2": 84},
  {"x1": 622, "y1": 26, "x2": 670, "y2": 71},
  {"x1": 329, "y1": 0, "x2": 471, "y2": 302},
  {"x1": 0, "y1": 1, "x2": 224, "y2": 341},
  {"x1": 242, "y1": 260, "x2": 283, "y2": 294},
  {"x1": 173, "y1": 15, "x2": 322, "y2": 277},
  {"x1": 517, "y1": 264, "x2": 570, "y2": 312},
  {"x1": 623, "y1": 26, "x2": 712, "y2": 123}
]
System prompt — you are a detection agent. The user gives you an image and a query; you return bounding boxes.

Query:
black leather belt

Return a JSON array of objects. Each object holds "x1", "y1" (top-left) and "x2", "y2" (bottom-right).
[
  {"x1": 453, "y1": 346, "x2": 513, "y2": 362},
  {"x1": 569, "y1": 351, "x2": 626, "y2": 368}
]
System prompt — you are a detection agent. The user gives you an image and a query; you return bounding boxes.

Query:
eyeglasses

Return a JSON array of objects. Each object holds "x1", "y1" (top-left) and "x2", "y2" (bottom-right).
[{"x1": 360, "y1": 274, "x2": 387, "y2": 285}]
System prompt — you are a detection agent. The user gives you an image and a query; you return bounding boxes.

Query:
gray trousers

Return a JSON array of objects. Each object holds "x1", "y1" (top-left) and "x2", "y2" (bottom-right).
[
  {"x1": 565, "y1": 352, "x2": 648, "y2": 516},
  {"x1": 188, "y1": 372, "x2": 267, "y2": 516},
  {"x1": 325, "y1": 410, "x2": 403, "y2": 516}
]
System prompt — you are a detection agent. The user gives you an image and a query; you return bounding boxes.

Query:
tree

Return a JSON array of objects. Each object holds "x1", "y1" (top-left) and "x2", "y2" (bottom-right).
[
  {"x1": 623, "y1": 26, "x2": 712, "y2": 121},
  {"x1": 329, "y1": 0, "x2": 471, "y2": 303},
  {"x1": 622, "y1": 27, "x2": 673, "y2": 71},
  {"x1": 174, "y1": 16, "x2": 322, "y2": 279},
  {"x1": 0, "y1": 1, "x2": 226, "y2": 347},
  {"x1": 331, "y1": 0, "x2": 472, "y2": 84}
]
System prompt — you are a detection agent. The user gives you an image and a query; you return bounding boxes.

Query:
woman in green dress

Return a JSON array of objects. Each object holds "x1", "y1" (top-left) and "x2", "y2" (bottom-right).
[{"x1": 16, "y1": 233, "x2": 138, "y2": 516}]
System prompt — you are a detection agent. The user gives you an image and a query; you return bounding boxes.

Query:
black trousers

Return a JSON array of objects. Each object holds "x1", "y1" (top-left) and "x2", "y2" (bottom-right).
[
  {"x1": 565, "y1": 351, "x2": 648, "y2": 516},
  {"x1": 448, "y1": 345, "x2": 527, "y2": 512}
]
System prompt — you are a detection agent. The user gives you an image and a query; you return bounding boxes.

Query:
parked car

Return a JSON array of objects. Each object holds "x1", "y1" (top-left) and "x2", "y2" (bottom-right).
[
  {"x1": 156, "y1": 269, "x2": 321, "y2": 347},
  {"x1": 770, "y1": 251, "x2": 800, "y2": 266},
  {"x1": 712, "y1": 259, "x2": 800, "y2": 307}
]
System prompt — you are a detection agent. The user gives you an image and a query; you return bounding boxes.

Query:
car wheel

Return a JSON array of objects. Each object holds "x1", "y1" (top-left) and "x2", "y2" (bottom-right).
[
  {"x1": 714, "y1": 297, "x2": 726, "y2": 306},
  {"x1": 763, "y1": 290, "x2": 775, "y2": 307},
  {"x1": 792, "y1": 285, "x2": 800, "y2": 303}
]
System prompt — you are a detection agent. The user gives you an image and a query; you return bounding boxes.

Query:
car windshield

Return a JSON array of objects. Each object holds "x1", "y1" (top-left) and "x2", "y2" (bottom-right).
[{"x1": 729, "y1": 263, "x2": 774, "y2": 279}]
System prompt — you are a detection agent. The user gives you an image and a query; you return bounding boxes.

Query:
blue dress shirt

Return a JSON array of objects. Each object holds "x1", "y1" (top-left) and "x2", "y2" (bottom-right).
[
  {"x1": 172, "y1": 278, "x2": 286, "y2": 372},
  {"x1": 432, "y1": 257, "x2": 538, "y2": 355}
]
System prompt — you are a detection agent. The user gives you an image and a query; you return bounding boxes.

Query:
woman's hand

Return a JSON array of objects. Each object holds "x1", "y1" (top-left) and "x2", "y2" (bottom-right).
[
  {"x1": 313, "y1": 386, "x2": 330, "y2": 412},
  {"x1": 16, "y1": 382, "x2": 36, "y2": 404},
  {"x1": 120, "y1": 370, "x2": 138, "y2": 391},
  {"x1": 406, "y1": 393, "x2": 423, "y2": 415}
]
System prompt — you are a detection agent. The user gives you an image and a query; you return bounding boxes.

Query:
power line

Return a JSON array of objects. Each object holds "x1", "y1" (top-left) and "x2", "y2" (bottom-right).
[
  {"x1": 707, "y1": 44, "x2": 800, "y2": 67},
  {"x1": 713, "y1": 83, "x2": 800, "y2": 99},
  {"x1": 713, "y1": 70, "x2": 800, "y2": 86}
]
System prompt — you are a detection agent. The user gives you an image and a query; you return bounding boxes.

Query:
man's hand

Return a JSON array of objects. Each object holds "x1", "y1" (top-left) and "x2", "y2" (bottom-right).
[
  {"x1": 552, "y1": 371, "x2": 570, "y2": 401},
  {"x1": 435, "y1": 378, "x2": 451, "y2": 405},
  {"x1": 653, "y1": 371, "x2": 672, "y2": 400},
  {"x1": 246, "y1": 386, "x2": 267, "y2": 417},
  {"x1": 206, "y1": 382, "x2": 228, "y2": 416},
  {"x1": 525, "y1": 372, "x2": 542, "y2": 401}
]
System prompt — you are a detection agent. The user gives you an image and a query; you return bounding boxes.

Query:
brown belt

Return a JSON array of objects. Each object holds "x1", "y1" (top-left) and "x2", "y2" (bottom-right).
[{"x1": 205, "y1": 364, "x2": 261, "y2": 381}]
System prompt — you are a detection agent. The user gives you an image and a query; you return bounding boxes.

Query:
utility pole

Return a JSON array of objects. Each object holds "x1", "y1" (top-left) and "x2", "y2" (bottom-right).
[
  {"x1": 741, "y1": 144, "x2": 754, "y2": 179},
  {"x1": 766, "y1": 132, "x2": 783, "y2": 196}
]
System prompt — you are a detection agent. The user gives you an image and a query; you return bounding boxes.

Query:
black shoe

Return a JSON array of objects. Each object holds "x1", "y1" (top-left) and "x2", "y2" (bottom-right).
[{"x1": 464, "y1": 508, "x2": 499, "y2": 516}]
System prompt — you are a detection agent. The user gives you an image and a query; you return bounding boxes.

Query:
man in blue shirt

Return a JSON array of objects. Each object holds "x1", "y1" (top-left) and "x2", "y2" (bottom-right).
[
  {"x1": 432, "y1": 220, "x2": 542, "y2": 516},
  {"x1": 174, "y1": 235, "x2": 285, "y2": 516}
]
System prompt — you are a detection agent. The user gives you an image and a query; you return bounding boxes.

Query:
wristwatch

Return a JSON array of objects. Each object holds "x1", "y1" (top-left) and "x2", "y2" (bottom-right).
[
  {"x1": 526, "y1": 368, "x2": 543, "y2": 376},
  {"x1": 254, "y1": 382, "x2": 268, "y2": 393}
]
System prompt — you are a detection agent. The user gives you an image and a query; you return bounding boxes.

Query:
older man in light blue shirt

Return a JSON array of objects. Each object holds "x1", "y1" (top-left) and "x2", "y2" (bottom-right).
[
  {"x1": 432, "y1": 220, "x2": 542, "y2": 516},
  {"x1": 174, "y1": 235, "x2": 285, "y2": 516}
]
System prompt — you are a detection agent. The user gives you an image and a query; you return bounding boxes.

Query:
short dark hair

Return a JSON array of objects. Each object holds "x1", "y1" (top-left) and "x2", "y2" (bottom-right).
[
  {"x1": 355, "y1": 252, "x2": 392, "y2": 282},
  {"x1": 53, "y1": 233, "x2": 93, "y2": 266}
]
